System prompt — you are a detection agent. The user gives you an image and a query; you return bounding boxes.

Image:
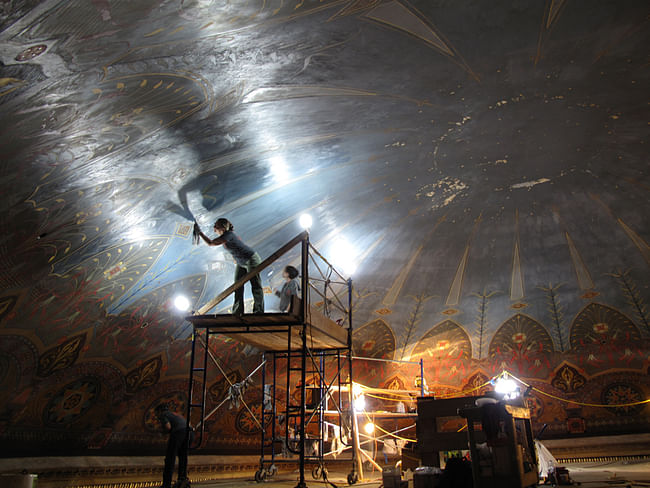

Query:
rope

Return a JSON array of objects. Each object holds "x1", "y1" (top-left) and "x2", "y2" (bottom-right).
[
  {"x1": 365, "y1": 392, "x2": 411, "y2": 402},
  {"x1": 434, "y1": 380, "x2": 493, "y2": 398},
  {"x1": 362, "y1": 411, "x2": 416, "y2": 443},
  {"x1": 359, "y1": 379, "x2": 493, "y2": 402},
  {"x1": 510, "y1": 375, "x2": 650, "y2": 408},
  {"x1": 360, "y1": 372, "x2": 649, "y2": 409}
]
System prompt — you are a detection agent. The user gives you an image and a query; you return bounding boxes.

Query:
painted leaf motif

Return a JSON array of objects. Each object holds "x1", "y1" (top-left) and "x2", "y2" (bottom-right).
[
  {"x1": 125, "y1": 356, "x2": 162, "y2": 394},
  {"x1": 37, "y1": 333, "x2": 86, "y2": 377}
]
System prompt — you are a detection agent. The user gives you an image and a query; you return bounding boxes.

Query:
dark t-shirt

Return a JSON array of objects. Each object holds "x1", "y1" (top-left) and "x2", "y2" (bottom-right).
[
  {"x1": 221, "y1": 231, "x2": 254, "y2": 266},
  {"x1": 160, "y1": 411, "x2": 187, "y2": 432}
]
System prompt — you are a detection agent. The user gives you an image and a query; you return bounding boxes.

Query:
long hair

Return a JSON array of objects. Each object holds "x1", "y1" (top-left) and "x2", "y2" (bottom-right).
[{"x1": 214, "y1": 218, "x2": 233, "y2": 232}]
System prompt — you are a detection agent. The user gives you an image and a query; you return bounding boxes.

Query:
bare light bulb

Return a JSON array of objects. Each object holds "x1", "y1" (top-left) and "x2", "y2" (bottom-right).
[
  {"x1": 494, "y1": 375, "x2": 518, "y2": 397},
  {"x1": 174, "y1": 295, "x2": 190, "y2": 312},
  {"x1": 299, "y1": 213, "x2": 313, "y2": 229}
]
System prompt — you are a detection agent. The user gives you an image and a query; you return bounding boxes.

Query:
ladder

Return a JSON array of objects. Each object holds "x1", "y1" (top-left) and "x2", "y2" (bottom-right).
[{"x1": 187, "y1": 327, "x2": 209, "y2": 446}]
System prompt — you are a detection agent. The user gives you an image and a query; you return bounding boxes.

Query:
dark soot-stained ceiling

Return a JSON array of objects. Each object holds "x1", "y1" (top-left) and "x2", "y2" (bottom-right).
[{"x1": 0, "y1": 1, "x2": 649, "y2": 369}]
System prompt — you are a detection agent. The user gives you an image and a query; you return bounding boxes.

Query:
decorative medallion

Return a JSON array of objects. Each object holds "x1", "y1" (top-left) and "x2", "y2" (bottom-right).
[
  {"x1": 411, "y1": 320, "x2": 472, "y2": 361},
  {"x1": 601, "y1": 382, "x2": 644, "y2": 416},
  {"x1": 125, "y1": 356, "x2": 162, "y2": 394},
  {"x1": 15, "y1": 44, "x2": 47, "y2": 61},
  {"x1": 511, "y1": 302, "x2": 528, "y2": 310},
  {"x1": 570, "y1": 303, "x2": 640, "y2": 349},
  {"x1": 352, "y1": 319, "x2": 395, "y2": 359},
  {"x1": 44, "y1": 377, "x2": 100, "y2": 426},
  {"x1": 489, "y1": 314, "x2": 554, "y2": 357},
  {"x1": 442, "y1": 309, "x2": 458, "y2": 316},
  {"x1": 551, "y1": 364, "x2": 586, "y2": 394},
  {"x1": 37, "y1": 333, "x2": 86, "y2": 377},
  {"x1": 375, "y1": 308, "x2": 392, "y2": 316},
  {"x1": 235, "y1": 406, "x2": 262, "y2": 435}
]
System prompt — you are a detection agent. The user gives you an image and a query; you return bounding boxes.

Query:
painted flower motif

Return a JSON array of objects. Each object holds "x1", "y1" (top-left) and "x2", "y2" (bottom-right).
[
  {"x1": 593, "y1": 323, "x2": 609, "y2": 334},
  {"x1": 512, "y1": 332, "x2": 527, "y2": 344},
  {"x1": 45, "y1": 378, "x2": 99, "y2": 424}
]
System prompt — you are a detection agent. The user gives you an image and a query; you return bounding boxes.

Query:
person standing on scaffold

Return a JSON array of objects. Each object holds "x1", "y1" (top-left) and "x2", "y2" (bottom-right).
[{"x1": 194, "y1": 218, "x2": 264, "y2": 316}]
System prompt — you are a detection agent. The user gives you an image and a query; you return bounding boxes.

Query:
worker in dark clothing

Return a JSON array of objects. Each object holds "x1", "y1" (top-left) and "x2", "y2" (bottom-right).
[
  {"x1": 194, "y1": 218, "x2": 264, "y2": 315},
  {"x1": 155, "y1": 403, "x2": 192, "y2": 488}
]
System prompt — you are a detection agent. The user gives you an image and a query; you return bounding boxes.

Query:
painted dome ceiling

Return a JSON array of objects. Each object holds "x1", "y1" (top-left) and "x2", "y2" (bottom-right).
[{"x1": 0, "y1": 1, "x2": 648, "y2": 384}]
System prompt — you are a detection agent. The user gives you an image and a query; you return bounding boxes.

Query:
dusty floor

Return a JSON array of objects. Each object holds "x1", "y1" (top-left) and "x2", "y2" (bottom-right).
[
  {"x1": 566, "y1": 460, "x2": 650, "y2": 487},
  {"x1": 189, "y1": 460, "x2": 650, "y2": 488}
]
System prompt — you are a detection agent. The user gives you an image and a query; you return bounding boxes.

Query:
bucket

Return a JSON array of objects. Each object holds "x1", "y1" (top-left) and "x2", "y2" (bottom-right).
[
  {"x1": 0, "y1": 473, "x2": 38, "y2": 488},
  {"x1": 413, "y1": 466, "x2": 442, "y2": 488}
]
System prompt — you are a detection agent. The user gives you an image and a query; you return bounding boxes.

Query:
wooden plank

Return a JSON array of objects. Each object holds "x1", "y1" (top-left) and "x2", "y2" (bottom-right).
[
  {"x1": 195, "y1": 231, "x2": 308, "y2": 315},
  {"x1": 187, "y1": 305, "x2": 348, "y2": 350},
  {"x1": 305, "y1": 305, "x2": 348, "y2": 347},
  {"x1": 225, "y1": 332, "x2": 289, "y2": 351},
  {"x1": 187, "y1": 313, "x2": 301, "y2": 328},
  {"x1": 504, "y1": 404, "x2": 531, "y2": 419}
]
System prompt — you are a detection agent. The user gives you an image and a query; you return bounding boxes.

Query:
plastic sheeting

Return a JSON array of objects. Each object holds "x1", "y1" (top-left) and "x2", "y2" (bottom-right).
[{"x1": 534, "y1": 439, "x2": 557, "y2": 477}]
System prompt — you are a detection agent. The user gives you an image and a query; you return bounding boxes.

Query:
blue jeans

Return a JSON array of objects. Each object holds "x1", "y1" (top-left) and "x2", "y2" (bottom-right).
[{"x1": 232, "y1": 252, "x2": 264, "y2": 315}]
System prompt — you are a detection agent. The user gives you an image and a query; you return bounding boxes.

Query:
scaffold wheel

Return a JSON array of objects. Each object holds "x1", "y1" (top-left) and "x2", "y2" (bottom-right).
[{"x1": 347, "y1": 472, "x2": 358, "y2": 485}]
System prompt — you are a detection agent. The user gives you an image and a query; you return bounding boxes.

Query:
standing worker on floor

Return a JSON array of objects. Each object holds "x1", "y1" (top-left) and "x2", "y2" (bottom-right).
[
  {"x1": 194, "y1": 218, "x2": 264, "y2": 315},
  {"x1": 155, "y1": 403, "x2": 193, "y2": 488}
]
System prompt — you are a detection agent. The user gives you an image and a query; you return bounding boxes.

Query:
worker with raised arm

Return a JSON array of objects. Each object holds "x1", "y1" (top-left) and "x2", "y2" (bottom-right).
[{"x1": 194, "y1": 218, "x2": 264, "y2": 315}]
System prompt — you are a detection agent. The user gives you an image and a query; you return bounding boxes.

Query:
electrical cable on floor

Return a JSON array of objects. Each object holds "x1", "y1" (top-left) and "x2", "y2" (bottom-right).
[{"x1": 321, "y1": 468, "x2": 339, "y2": 488}]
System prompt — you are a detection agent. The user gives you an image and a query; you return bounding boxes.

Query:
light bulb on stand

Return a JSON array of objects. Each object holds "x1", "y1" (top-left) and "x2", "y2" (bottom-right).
[
  {"x1": 299, "y1": 213, "x2": 313, "y2": 230},
  {"x1": 494, "y1": 373, "x2": 519, "y2": 399}
]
